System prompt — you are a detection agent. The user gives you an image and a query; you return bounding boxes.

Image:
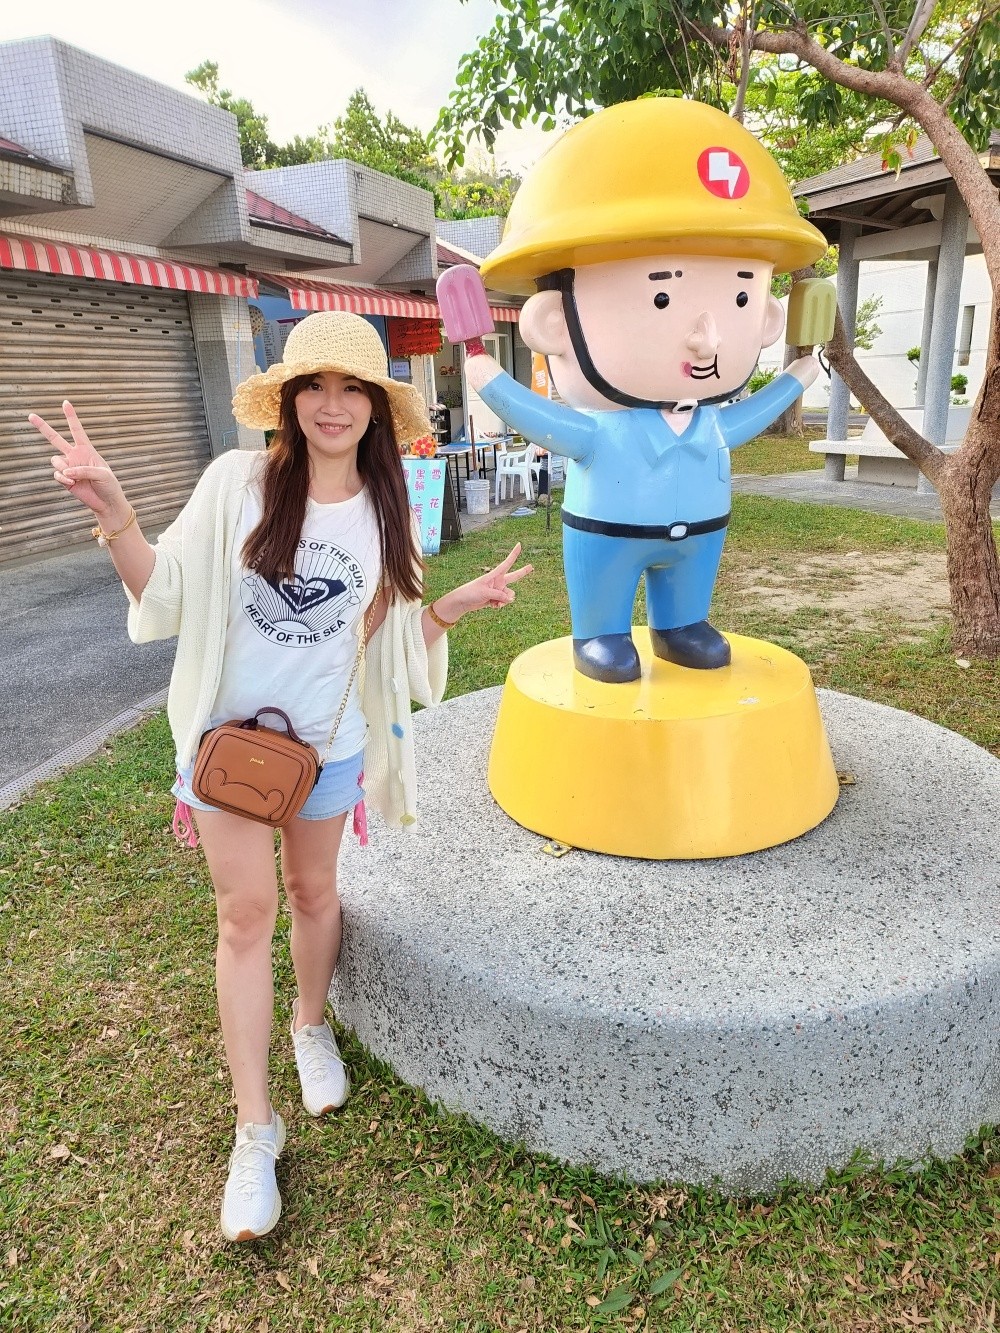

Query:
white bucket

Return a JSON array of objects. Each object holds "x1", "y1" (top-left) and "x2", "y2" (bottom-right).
[{"x1": 465, "y1": 478, "x2": 490, "y2": 515}]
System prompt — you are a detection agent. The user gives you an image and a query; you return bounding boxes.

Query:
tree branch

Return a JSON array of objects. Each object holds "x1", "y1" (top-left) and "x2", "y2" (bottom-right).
[
  {"x1": 869, "y1": 0, "x2": 896, "y2": 61},
  {"x1": 825, "y1": 308, "x2": 947, "y2": 481},
  {"x1": 663, "y1": 0, "x2": 699, "y2": 96},
  {"x1": 895, "y1": 0, "x2": 938, "y2": 69},
  {"x1": 731, "y1": 5, "x2": 755, "y2": 121}
]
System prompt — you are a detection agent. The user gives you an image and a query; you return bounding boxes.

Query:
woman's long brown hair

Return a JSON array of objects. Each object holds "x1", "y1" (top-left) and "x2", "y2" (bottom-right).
[{"x1": 240, "y1": 374, "x2": 423, "y2": 603}]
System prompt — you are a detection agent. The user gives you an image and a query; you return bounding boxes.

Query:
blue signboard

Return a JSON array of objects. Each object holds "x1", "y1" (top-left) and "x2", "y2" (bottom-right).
[{"x1": 402, "y1": 457, "x2": 447, "y2": 555}]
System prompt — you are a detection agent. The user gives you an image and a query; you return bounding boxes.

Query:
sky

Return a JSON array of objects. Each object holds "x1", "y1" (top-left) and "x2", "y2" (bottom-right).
[{"x1": 0, "y1": 0, "x2": 554, "y2": 173}]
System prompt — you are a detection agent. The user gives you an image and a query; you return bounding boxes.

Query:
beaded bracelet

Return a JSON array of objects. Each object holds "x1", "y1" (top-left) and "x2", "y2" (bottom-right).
[
  {"x1": 426, "y1": 600, "x2": 456, "y2": 630},
  {"x1": 92, "y1": 507, "x2": 137, "y2": 548}
]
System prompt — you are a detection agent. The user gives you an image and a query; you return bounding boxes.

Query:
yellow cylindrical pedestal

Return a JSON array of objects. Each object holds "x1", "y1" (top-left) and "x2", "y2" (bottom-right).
[{"x1": 488, "y1": 630, "x2": 838, "y2": 859}]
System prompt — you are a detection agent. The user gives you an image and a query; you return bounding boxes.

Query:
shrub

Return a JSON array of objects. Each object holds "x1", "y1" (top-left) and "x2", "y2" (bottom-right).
[{"x1": 748, "y1": 365, "x2": 778, "y2": 394}]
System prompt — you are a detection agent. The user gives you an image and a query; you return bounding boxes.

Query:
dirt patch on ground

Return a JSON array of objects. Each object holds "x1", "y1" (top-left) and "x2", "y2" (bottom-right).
[{"x1": 734, "y1": 550, "x2": 950, "y2": 633}]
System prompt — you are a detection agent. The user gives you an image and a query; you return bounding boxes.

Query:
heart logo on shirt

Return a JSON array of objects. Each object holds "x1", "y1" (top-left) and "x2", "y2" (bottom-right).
[{"x1": 272, "y1": 575, "x2": 347, "y2": 615}]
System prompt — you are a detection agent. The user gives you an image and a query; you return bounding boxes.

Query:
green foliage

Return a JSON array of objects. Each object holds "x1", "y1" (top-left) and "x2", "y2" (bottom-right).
[
  {"x1": 742, "y1": 58, "x2": 886, "y2": 182},
  {"x1": 952, "y1": 372, "x2": 969, "y2": 393},
  {"x1": 907, "y1": 346, "x2": 922, "y2": 363},
  {"x1": 185, "y1": 65, "x2": 435, "y2": 188},
  {"x1": 748, "y1": 365, "x2": 779, "y2": 394},
  {"x1": 437, "y1": 1, "x2": 1000, "y2": 167},
  {"x1": 330, "y1": 89, "x2": 437, "y2": 191},
  {"x1": 772, "y1": 245, "x2": 838, "y2": 297},
  {"x1": 185, "y1": 60, "x2": 286, "y2": 169},
  {"x1": 185, "y1": 63, "x2": 513, "y2": 218},
  {"x1": 436, "y1": 169, "x2": 519, "y2": 219},
  {"x1": 854, "y1": 293, "x2": 883, "y2": 351},
  {"x1": 436, "y1": 0, "x2": 723, "y2": 166}
]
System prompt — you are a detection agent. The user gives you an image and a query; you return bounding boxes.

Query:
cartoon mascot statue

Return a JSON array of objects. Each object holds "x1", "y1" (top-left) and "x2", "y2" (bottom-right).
[{"x1": 438, "y1": 99, "x2": 841, "y2": 859}]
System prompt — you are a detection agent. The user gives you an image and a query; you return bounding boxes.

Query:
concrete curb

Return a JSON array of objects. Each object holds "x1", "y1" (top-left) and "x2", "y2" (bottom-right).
[{"x1": 0, "y1": 688, "x2": 168, "y2": 811}]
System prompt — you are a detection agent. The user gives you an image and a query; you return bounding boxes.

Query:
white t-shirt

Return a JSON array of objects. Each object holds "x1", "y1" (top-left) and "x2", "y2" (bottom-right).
[{"x1": 208, "y1": 484, "x2": 381, "y2": 760}]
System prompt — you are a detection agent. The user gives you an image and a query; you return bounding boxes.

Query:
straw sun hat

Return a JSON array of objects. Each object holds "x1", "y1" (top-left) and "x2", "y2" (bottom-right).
[{"x1": 232, "y1": 310, "x2": 432, "y2": 446}]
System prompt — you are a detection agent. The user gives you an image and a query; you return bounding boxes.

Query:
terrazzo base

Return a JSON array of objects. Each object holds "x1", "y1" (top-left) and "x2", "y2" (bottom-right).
[{"x1": 332, "y1": 687, "x2": 1000, "y2": 1193}]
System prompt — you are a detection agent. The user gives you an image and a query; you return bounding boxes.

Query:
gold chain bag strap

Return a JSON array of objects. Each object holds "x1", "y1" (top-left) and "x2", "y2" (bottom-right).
[{"x1": 192, "y1": 595, "x2": 379, "y2": 827}]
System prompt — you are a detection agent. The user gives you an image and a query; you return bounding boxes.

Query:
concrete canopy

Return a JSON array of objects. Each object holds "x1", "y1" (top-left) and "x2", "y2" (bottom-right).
[{"x1": 795, "y1": 132, "x2": 1000, "y2": 257}]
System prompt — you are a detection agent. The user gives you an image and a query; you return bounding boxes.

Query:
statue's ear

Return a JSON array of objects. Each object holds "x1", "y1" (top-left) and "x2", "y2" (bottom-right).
[
  {"x1": 761, "y1": 294, "x2": 786, "y2": 349},
  {"x1": 519, "y1": 290, "x2": 570, "y2": 356}
]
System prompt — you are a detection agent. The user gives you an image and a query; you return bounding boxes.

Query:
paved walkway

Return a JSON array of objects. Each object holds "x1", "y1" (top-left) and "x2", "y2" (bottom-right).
[
  {"x1": 0, "y1": 540, "x2": 175, "y2": 803},
  {"x1": 2, "y1": 466, "x2": 995, "y2": 809},
  {"x1": 733, "y1": 464, "x2": 1000, "y2": 522},
  {"x1": 730, "y1": 466, "x2": 1000, "y2": 522}
]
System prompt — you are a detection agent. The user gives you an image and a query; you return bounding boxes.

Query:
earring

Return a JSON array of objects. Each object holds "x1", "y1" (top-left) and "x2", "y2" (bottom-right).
[{"x1": 371, "y1": 415, "x2": 380, "y2": 423}]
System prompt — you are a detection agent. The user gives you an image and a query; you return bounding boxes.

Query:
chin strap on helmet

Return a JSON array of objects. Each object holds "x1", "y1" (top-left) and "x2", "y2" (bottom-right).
[{"x1": 539, "y1": 270, "x2": 750, "y2": 411}]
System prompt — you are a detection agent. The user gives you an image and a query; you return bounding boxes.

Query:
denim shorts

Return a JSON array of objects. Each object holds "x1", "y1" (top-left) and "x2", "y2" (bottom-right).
[{"x1": 172, "y1": 747, "x2": 366, "y2": 821}]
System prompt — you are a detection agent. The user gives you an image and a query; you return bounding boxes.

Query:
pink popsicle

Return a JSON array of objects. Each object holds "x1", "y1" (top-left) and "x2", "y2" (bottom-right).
[{"x1": 437, "y1": 264, "x2": 495, "y2": 343}]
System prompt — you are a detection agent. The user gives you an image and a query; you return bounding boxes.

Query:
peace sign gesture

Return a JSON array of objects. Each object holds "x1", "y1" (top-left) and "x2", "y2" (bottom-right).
[
  {"x1": 438, "y1": 542, "x2": 534, "y2": 624},
  {"x1": 28, "y1": 400, "x2": 128, "y2": 521}
]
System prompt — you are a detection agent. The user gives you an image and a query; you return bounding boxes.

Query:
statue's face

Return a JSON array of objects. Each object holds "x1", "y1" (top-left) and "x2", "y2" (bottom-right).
[{"x1": 524, "y1": 253, "x2": 785, "y2": 410}]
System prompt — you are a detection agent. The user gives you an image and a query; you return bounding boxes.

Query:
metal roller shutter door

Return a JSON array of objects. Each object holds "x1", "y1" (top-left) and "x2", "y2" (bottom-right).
[{"x1": 0, "y1": 271, "x2": 212, "y2": 562}]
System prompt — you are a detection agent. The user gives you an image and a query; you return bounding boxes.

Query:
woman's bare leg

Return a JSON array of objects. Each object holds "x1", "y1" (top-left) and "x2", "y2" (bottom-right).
[
  {"x1": 279, "y1": 812, "x2": 349, "y2": 1030},
  {"x1": 195, "y1": 809, "x2": 280, "y2": 1126}
]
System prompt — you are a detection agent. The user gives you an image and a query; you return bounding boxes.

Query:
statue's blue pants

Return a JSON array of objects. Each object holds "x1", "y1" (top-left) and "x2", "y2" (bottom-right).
[{"x1": 563, "y1": 525, "x2": 727, "y2": 638}]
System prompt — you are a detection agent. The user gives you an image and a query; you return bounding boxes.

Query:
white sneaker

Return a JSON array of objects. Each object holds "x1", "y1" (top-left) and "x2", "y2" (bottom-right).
[
  {"x1": 291, "y1": 999, "x2": 350, "y2": 1115},
  {"x1": 220, "y1": 1109, "x2": 286, "y2": 1242}
]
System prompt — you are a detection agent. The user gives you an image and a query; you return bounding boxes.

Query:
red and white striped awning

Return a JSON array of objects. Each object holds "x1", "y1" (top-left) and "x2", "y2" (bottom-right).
[
  {"x1": 260, "y1": 273, "x2": 521, "y2": 324},
  {"x1": 270, "y1": 277, "x2": 438, "y2": 318},
  {"x1": 486, "y1": 300, "x2": 521, "y2": 323},
  {"x1": 0, "y1": 234, "x2": 258, "y2": 298}
]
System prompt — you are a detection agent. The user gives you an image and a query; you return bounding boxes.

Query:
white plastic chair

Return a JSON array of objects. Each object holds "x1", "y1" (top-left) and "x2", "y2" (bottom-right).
[
  {"x1": 530, "y1": 450, "x2": 565, "y2": 489},
  {"x1": 494, "y1": 442, "x2": 537, "y2": 504}
]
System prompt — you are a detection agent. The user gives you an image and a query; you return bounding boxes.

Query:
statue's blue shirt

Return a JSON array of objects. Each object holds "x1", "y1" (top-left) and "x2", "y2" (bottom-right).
[{"x1": 478, "y1": 370, "x2": 804, "y2": 525}]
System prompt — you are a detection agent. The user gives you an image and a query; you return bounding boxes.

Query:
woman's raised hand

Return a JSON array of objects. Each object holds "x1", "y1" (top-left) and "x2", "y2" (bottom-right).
[
  {"x1": 448, "y1": 542, "x2": 533, "y2": 618},
  {"x1": 28, "y1": 400, "x2": 129, "y2": 522}
]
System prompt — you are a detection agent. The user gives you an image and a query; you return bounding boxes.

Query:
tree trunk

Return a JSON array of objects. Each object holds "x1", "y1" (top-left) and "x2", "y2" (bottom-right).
[
  {"x1": 938, "y1": 404, "x2": 1000, "y2": 659},
  {"x1": 774, "y1": 343, "x2": 807, "y2": 435},
  {"x1": 939, "y1": 480, "x2": 1000, "y2": 658}
]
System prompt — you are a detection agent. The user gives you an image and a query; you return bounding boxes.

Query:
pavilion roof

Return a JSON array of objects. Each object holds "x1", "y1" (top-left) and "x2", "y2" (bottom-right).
[{"x1": 794, "y1": 132, "x2": 1000, "y2": 244}]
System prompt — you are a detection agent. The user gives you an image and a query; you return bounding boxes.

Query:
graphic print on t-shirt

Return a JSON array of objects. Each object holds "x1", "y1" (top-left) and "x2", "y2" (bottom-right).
[{"x1": 241, "y1": 537, "x2": 367, "y2": 646}]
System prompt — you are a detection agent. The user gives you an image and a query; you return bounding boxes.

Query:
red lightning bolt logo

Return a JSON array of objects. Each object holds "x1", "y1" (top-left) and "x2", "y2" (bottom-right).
[{"x1": 697, "y1": 147, "x2": 750, "y2": 199}]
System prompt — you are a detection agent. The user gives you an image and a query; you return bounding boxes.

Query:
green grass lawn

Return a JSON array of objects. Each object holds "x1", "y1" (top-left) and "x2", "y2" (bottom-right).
[
  {"x1": 2, "y1": 493, "x2": 999, "y2": 1332},
  {"x1": 730, "y1": 429, "x2": 828, "y2": 476}
]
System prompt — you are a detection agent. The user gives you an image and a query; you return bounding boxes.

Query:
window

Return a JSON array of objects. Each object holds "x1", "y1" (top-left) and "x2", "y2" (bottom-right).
[{"x1": 958, "y1": 304, "x2": 975, "y2": 366}]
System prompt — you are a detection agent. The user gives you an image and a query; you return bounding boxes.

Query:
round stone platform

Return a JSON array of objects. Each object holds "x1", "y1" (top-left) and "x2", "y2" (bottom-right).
[{"x1": 332, "y1": 688, "x2": 1000, "y2": 1193}]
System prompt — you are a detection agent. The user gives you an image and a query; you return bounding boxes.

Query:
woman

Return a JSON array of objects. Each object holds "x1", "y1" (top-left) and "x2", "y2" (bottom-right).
[{"x1": 29, "y1": 311, "x2": 530, "y2": 1241}]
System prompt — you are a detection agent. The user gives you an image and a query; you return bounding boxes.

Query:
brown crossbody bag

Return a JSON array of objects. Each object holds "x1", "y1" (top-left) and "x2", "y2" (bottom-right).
[{"x1": 192, "y1": 597, "x2": 377, "y2": 827}]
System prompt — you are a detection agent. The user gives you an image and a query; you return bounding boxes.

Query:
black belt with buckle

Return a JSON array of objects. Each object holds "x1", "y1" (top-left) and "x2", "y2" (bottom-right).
[{"x1": 561, "y1": 511, "x2": 731, "y2": 541}]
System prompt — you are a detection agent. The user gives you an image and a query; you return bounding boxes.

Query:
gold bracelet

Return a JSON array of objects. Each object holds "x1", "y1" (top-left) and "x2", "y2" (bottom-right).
[
  {"x1": 92, "y1": 507, "x2": 137, "y2": 547},
  {"x1": 426, "y1": 600, "x2": 457, "y2": 631}
]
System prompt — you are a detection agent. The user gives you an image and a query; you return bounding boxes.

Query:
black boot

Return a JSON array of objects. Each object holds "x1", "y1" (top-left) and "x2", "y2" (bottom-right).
[
  {"x1": 649, "y1": 621, "x2": 731, "y2": 669},
  {"x1": 573, "y1": 633, "x2": 641, "y2": 683}
]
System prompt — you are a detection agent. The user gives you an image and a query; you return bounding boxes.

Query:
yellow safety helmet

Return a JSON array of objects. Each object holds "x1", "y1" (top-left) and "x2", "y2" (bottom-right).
[{"x1": 480, "y1": 99, "x2": 827, "y2": 295}]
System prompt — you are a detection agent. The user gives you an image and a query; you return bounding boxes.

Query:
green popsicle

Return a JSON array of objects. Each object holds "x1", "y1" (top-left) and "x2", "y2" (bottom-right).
[{"x1": 786, "y1": 277, "x2": 837, "y2": 346}]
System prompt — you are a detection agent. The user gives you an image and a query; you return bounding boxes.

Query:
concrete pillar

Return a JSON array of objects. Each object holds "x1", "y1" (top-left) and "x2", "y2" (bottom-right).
[
  {"x1": 188, "y1": 294, "x2": 263, "y2": 455},
  {"x1": 923, "y1": 184, "x2": 966, "y2": 441},
  {"x1": 915, "y1": 260, "x2": 937, "y2": 406},
  {"x1": 826, "y1": 223, "x2": 860, "y2": 481},
  {"x1": 919, "y1": 183, "x2": 967, "y2": 497}
]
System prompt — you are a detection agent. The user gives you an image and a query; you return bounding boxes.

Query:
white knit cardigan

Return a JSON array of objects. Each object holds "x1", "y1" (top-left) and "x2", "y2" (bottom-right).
[{"x1": 126, "y1": 448, "x2": 448, "y2": 827}]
